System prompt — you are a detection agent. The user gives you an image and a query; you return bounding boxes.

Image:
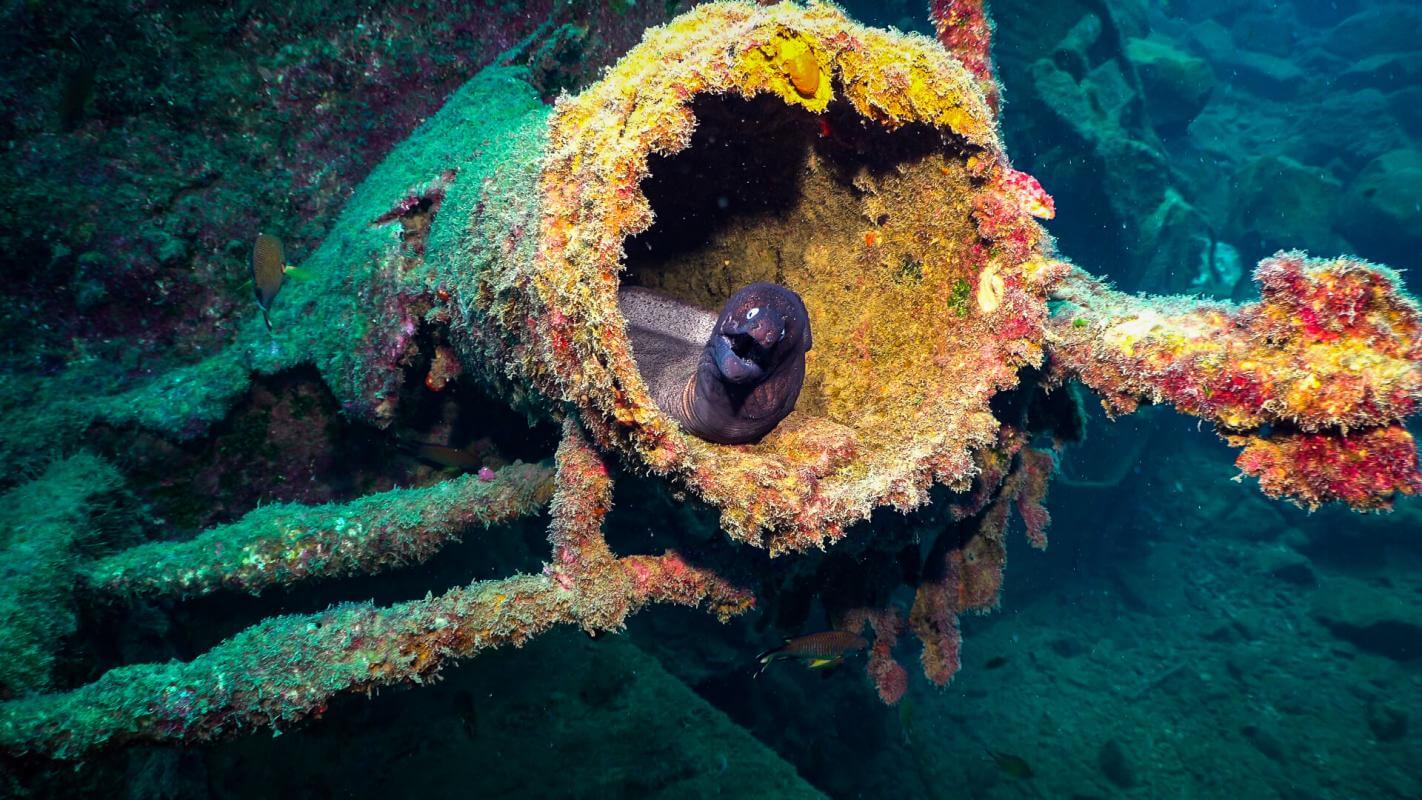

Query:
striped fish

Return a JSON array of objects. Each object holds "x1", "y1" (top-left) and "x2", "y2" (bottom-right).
[{"x1": 754, "y1": 630, "x2": 868, "y2": 676}]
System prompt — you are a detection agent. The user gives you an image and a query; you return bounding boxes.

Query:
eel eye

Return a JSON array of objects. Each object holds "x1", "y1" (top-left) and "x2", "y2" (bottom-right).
[{"x1": 746, "y1": 307, "x2": 760, "y2": 319}]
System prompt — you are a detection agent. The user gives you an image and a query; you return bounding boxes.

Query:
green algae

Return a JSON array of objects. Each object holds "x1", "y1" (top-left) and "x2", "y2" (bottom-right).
[
  {"x1": 0, "y1": 64, "x2": 551, "y2": 477},
  {"x1": 0, "y1": 453, "x2": 122, "y2": 695},
  {"x1": 0, "y1": 576, "x2": 566, "y2": 758},
  {"x1": 948, "y1": 278, "x2": 972, "y2": 317},
  {"x1": 260, "y1": 65, "x2": 548, "y2": 416},
  {"x1": 85, "y1": 462, "x2": 555, "y2": 600}
]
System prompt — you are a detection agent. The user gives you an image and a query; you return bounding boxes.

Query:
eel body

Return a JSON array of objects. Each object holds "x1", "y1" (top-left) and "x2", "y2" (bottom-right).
[{"x1": 619, "y1": 283, "x2": 811, "y2": 444}]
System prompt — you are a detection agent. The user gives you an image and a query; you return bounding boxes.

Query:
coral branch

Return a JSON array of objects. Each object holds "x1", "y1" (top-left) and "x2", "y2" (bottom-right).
[
  {"x1": 1050, "y1": 254, "x2": 1422, "y2": 431},
  {"x1": 2, "y1": 560, "x2": 748, "y2": 759},
  {"x1": 834, "y1": 445, "x2": 1056, "y2": 704},
  {"x1": 909, "y1": 580, "x2": 963, "y2": 687},
  {"x1": 903, "y1": 445, "x2": 1052, "y2": 692},
  {"x1": 83, "y1": 463, "x2": 557, "y2": 601},
  {"x1": 1015, "y1": 447, "x2": 1054, "y2": 549},
  {"x1": 545, "y1": 419, "x2": 753, "y2": 631},
  {"x1": 1049, "y1": 253, "x2": 1422, "y2": 509},
  {"x1": 0, "y1": 576, "x2": 569, "y2": 758},
  {"x1": 0, "y1": 426, "x2": 750, "y2": 760},
  {"x1": 843, "y1": 607, "x2": 909, "y2": 705},
  {"x1": 547, "y1": 419, "x2": 617, "y2": 590}
]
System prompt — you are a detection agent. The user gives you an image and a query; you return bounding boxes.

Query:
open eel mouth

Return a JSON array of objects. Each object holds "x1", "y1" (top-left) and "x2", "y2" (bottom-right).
[{"x1": 536, "y1": 3, "x2": 1059, "y2": 552}]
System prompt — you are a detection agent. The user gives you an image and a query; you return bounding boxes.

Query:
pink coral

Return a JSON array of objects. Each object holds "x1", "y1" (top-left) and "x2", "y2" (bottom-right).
[
  {"x1": 843, "y1": 607, "x2": 910, "y2": 705},
  {"x1": 930, "y1": 0, "x2": 999, "y2": 112}
]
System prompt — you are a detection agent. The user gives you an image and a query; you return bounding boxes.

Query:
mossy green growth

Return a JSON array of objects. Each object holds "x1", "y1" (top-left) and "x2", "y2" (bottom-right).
[
  {"x1": 0, "y1": 573, "x2": 564, "y2": 758},
  {"x1": 949, "y1": 278, "x2": 972, "y2": 317},
  {"x1": 0, "y1": 453, "x2": 122, "y2": 695},
  {"x1": 3, "y1": 64, "x2": 551, "y2": 463},
  {"x1": 896, "y1": 255, "x2": 925, "y2": 285},
  {"x1": 421, "y1": 69, "x2": 551, "y2": 415},
  {"x1": 254, "y1": 64, "x2": 549, "y2": 417},
  {"x1": 84, "y1": 462, "x2": 555, "y2": 601}
]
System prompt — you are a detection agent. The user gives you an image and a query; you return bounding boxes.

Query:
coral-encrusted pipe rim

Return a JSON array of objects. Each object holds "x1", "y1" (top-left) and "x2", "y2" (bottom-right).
[{"x1": 532, "y1": 1, "x2": 1061, "y2": 553}]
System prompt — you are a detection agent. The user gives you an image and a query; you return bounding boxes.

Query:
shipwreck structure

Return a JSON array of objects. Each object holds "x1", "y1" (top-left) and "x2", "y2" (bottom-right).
[{"x1": 1, "y1": 1, "x2": 1418, "y2": 758}]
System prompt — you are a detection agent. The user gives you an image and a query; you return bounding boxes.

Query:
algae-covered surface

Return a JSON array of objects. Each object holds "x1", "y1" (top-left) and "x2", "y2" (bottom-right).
[{"x1": 2, "y1": 0, "x2": 1421, "y2": 798}]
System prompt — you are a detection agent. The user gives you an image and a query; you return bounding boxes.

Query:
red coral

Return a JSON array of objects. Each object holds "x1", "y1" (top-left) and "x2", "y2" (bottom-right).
[
  {"x1": 1015, "y1": 448, "x2": 1054, "y2": 549},
  {"x1": 971, "y1": 167, "x2": 1054, "y2": 263},
  {"x1": 909, "y1": 575, "x2": 963, "y2": 687},
  {"x1": 868, "y1": 644, "x2": 910, "y2": 706},
  {"x1": 930, "y1": 0, "x2": 999, "y2": 112},
  {"x1": 843, "y1": 607, "x2": 909, "y2": 705},
  {"x1": 1254, "y1": 252, "x2": 1422, "y2": 359},
  {"x1": 1232, "y1": 425, "x2": 1422, "y2": 511},
  {"x1": 1050, "y1": 254, "x2": 1422, "y2": 510},
  {"x1": 999, "y1": 168, "x2": 1056, "y2": 220}
]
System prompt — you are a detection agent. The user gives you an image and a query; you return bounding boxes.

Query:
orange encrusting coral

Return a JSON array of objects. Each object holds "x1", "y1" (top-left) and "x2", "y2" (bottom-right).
[{"x1": 1049, "y1": 252, "x2": 1422, "y2": 509}]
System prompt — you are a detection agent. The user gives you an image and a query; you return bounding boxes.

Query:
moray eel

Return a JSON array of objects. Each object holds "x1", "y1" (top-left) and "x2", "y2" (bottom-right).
[{"x1": 619, "y1": 283, "x2": 812, "y2": 444}]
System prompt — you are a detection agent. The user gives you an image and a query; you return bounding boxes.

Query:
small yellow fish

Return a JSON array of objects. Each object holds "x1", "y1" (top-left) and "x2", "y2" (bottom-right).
[
  {"x1": 986, "y1": 750, "x2": 1035, "y2": 779},
  {"x1": 251, "y1": 233, "x2": 287, "y2": 330}
]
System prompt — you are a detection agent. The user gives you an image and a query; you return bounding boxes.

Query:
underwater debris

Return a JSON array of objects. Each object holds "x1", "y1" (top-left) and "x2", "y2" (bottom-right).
[
  {"x1": 82, "y1": 463, "x2": 555, "y2": 601},
  {"x1": 0, "y1": 422, "x2": 750, "y2": 758}
]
